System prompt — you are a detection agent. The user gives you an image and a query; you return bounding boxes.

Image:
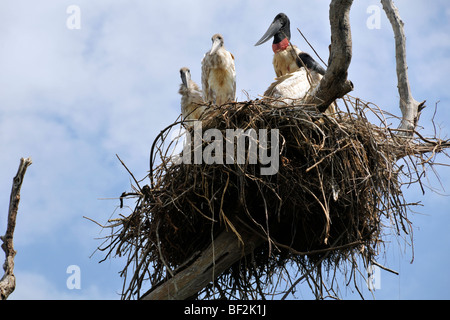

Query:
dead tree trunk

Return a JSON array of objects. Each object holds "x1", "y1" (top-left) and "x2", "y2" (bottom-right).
[
  {"x1": 141, "y1": 227, "x2": 263, "y2": 300},
  {"x1": 381, "y1": 0, "x2": 426, "y2": 136},
  {"x1": 307, "y1": 0, "x2": 354, "y2": 112},
  {"x1": 0, "y1": 157, "x2": 32, "y2": 300}
]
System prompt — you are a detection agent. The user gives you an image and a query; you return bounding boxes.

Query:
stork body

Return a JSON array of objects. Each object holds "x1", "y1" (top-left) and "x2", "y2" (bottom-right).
[
  {"x1": 201, "y1": 34, "x2": 236, "y2": 105},
  {"x1": 264, "y1": 69, "x2": 311, "y2": 103},
  {"x1": 272, "y1": 44, "x2": 302, "y2": 78},
  {"x1": 179, "y1": 67, "x2": 205, "y2": 123},
  {"x1": 264, "y1": 68, "x2": 336, "y2": 117}
]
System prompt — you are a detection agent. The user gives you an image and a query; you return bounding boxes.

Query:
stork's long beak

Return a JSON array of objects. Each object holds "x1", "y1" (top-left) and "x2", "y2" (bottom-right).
[
  {"x1": 210, "y1": 37, "x2": 222, "y2": 55},
  {"x1": 254, "y1": 19, "x2": 283, "y2": 46},
  {"x1": 180, "y1": 69, "x2": 189, "y2": 87}
]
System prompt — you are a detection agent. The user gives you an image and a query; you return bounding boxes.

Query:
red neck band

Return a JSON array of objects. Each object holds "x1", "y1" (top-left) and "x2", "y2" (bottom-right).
[{"x1": 272, "y1": 38, "x2": 289, "y2": 53}]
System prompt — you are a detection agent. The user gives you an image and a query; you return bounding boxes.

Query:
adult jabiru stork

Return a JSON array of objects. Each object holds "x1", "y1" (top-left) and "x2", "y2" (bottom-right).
[
  {"x1": 257, "y1": 13, "x2": 336, "y2": 116},
  {"x1": 179, "y1": 67, "x2": 206, "y2": 123},
  {"x1": 255, "y1": 13, "x2": 325, "y2": 79},
  {"x1": 201, "y1": 34, "x2": 236, "y2": 105}
]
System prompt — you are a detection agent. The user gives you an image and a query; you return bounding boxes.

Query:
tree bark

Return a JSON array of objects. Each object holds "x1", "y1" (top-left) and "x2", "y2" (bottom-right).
[
  {"x1": 141, "y1": 227, "x2": 263, "y2": 300},
  {"x1": 0, "y1": 157, "x2": 32, "y2": 300},
  {"x1": 307, "y1": 0, "x2": 354, "y2": 112},
  {"x1": 381, "y1": 0, "x2": 425, "y2": 136}
]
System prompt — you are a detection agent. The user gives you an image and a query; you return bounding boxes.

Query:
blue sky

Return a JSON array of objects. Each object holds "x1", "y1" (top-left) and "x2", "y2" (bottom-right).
[{"x1": 1, "y1": 0, "x2": 449, "y2": 299}]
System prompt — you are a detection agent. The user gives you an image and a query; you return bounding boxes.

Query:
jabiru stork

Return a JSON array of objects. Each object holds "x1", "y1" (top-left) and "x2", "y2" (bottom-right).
[
  {"x1": 201, "y1": 34, "x2": 236, "y2": 105},
  {"x1": 255, "y1": 13, "x2": 325, "y2": 78},
  {"x1": 179, "y1": 67, "x2": 206, "y2": 123},
  {"x1": 257, "y1": 13, "x2": 336, "y2": 116}
]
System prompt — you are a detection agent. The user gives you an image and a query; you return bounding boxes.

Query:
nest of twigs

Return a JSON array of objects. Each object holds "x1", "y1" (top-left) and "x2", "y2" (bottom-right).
[{"x1": 96, "y1": 96, "x2": 449, "y2": 300}]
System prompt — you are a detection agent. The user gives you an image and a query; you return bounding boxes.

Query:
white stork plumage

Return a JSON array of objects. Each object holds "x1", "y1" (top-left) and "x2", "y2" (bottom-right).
[
  {"x1": 179, "y1": 67, "x2": 206, "y2": 124},
  {"x1": 264, "y1": 69, "x2": 311, "y2": 104},
  {"x1": 263, "y1": 68, "x2": 337, "y2": 117},
  {"x1": 201, "y1": 34, "x2": 236, "y2": 105}
]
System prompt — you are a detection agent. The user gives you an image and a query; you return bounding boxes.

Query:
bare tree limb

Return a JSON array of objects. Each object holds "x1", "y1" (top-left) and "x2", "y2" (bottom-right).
[
  {"x1": 0, "y1": 157, "x2": 32, "y2": 300},
  {"x1": 307, "y1": 0, "x2": 354, "y2": 112},
  {"x1": 381, "y1": 0, "x2": 426, "y2": 136},
  {"x1": 141, "y1": 228, "x2": 263, "y2": 300}
]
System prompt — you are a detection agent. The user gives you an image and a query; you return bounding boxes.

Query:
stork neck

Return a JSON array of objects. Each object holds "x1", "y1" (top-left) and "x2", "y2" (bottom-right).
[{"x1": 272, "y1": 38, "x2": 289, "y2": 53}]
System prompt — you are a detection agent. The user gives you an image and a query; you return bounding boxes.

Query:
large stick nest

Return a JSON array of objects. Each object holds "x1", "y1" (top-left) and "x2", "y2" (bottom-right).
[{"x1": 97, "y1": 96, "x2": 449, "y2": 300}]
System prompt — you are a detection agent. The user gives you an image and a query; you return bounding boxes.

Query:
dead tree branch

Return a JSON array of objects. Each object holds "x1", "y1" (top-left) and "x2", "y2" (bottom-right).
[
  {"x1": 307, "y1": 0, "x2": 354, "y2": 112},
  {"x1": 141, "y1": 227, "x2": 263, "y2": 300},
  {"x1": 381, "y1": 0, "x2": 426, "y2": 136},
  {"x1": 0, "y1": 157, "x2": 32, "y2": 300}
]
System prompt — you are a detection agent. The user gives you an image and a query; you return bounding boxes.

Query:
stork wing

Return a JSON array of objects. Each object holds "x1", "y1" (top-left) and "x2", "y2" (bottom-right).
[
  {"x1": 297, "y1": 52, "x2": 326, "y2": 76},
  {"x1": 230, "y1": 52, "x2": 236, "y2": 100},
  {"x1": 201, "y1": 53, "x2": 211, "y2": 102}
]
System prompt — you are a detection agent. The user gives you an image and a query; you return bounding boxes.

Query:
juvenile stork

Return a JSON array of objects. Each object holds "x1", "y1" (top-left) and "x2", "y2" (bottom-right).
[
  {"x1": 179, "y1": 67, "x2": 205, "y2": 123},
  {"x1": 264, "y1": 69, "x2": 310, "y2": 104},
  {"x1": 263, "y1": 68, "x2": 337, "y2": 117},
  {"x1": 201, "y1": 34, "x2": 236, "y2": 105},
  {"x1": 255, "y1": 13, "x2": 325, "y2": 79}
]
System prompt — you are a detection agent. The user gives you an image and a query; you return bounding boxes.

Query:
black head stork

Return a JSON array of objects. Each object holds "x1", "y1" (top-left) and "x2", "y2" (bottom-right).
[
  {"x1": 201, "y1": 34, "x2": 236, "y2": 105},
  {"x1": 179, "y1": 67, "x2": 205, "y2": 123},
  {"x1": 255, "y1": 13, "x2": 326, "y2": 79}
]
